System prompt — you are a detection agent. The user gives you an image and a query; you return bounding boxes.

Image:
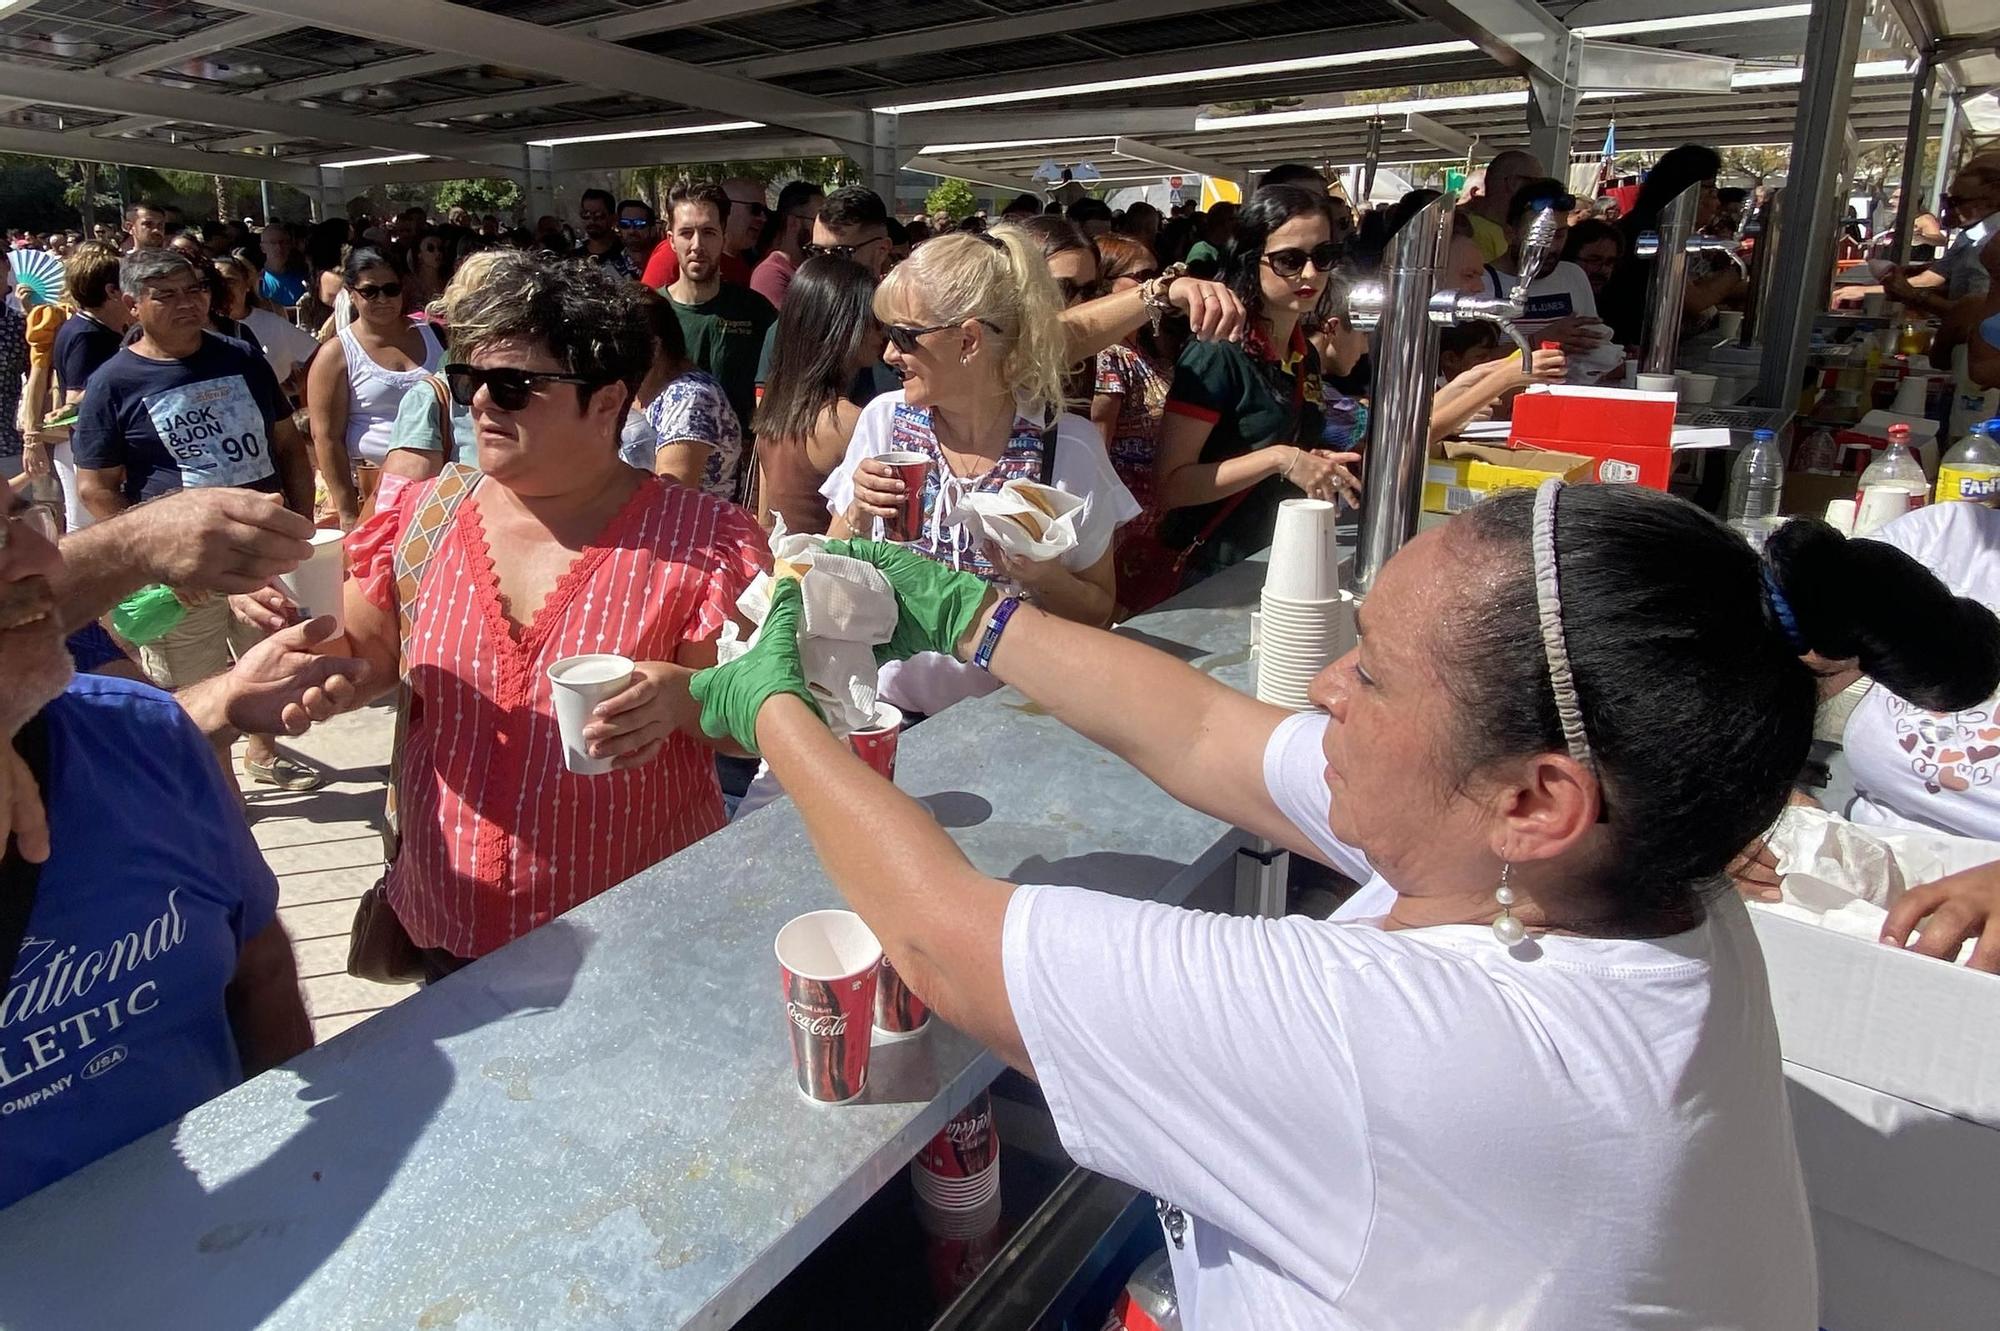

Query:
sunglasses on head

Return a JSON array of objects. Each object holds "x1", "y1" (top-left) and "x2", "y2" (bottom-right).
[
  {"x1": 1261, "y1": 242, "x2": 1343, "y2": 279},
  {"x1": 803, "y1": 239, "x2": 882, "y2": 261},
  {"x1": 883, "y1": 318, "x2": 1001, "y2": 356},
  {"x1": 350, "y1": 281, "x2": 402, "y2": 301},
  {"x1": 445, "y1": 362, "x2": 598, "y2": 411}
]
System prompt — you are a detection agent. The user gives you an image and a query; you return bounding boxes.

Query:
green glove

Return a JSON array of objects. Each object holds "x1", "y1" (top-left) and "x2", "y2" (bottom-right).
[
  {"x1": 822, "y1": 537, "x2": 993, "y2": 665},
  {"x1": 688, "y1": 577, "x2": 823, "y2": 755}
]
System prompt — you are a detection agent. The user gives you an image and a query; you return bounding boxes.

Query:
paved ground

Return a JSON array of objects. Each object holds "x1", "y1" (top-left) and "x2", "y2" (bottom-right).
[{"x1": 231, "y1": 699, "x2": 416, "y2": 1044}]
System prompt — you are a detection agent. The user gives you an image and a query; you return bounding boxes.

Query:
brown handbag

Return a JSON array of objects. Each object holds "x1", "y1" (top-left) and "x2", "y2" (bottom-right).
[{"x1": 345, "y1": 464, "x2": 484, "y2": 984}]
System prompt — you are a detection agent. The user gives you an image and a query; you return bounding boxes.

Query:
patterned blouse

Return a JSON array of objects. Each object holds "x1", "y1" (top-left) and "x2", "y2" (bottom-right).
[
  {"x1": 626, "y1": 369, "x2": 746, "y2": 505},
  {"x1": 349, "y1": 471, "x2": 768, "y2": 958},
  {"x1": 1092, "y1": 340, "x2": 1170, "y2": 517}
]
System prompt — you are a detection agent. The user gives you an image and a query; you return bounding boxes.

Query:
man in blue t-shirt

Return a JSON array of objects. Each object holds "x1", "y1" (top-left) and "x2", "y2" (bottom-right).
[
  {"x1": 69, "y1": 247, "x2": 320, "y2": 790},
  {"x1": 256, "y1": 224, "x2": 307, "y2": 308},
  {"x1": 0, "y1": 483, "x2": 364, "y2": 1208}
]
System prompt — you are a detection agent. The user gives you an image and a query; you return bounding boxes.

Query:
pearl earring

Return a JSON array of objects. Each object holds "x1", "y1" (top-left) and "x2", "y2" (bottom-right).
[
  {"x1": 1493, "y1": 862, "x2": 1526, "y2": 946},
  {"x1": 960, "y1": 353, "x2": 971, "y2": 365}
]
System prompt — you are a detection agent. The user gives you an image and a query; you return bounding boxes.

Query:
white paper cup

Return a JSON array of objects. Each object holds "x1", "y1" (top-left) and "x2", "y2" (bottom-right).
[
  {"x1": 1823, "y1": 498, "x2": 1858, "y2": 537},
  {"x1": 1673, "y1": 371, "x2": 1717, "y2": 404},
  {"x1": 1635, "y1": 373, "x2": 1679, "y2": 394},
  {"x1": 1264, "y1": 498, "x2": 1340, "y2": 601},
  {"x1": 275, "y1": 528, "x2": 347, "y2": 631},
  {"x1": 1855, "y1": 487, "x2": 1919, "y2": 536},
  {"x1": 547, "y1": 653, "x2": 635, "y2": 776},
  {"x1": 1715, "y1": 311, "x2": 1743, "y2": 341}
]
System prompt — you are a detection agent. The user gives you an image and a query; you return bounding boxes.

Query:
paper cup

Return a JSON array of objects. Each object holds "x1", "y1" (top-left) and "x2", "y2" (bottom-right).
[
  {"x1": 876, "y1": 450, "x2": 930, "y2": 542},
  {"x1": 1674, "y1": 371, "x2": 1717, "y2": 404},
  {"x1": 1635, "y1": 373, "x2": 1679, "y2": 394},
  {"x1": 1823, "y1": 498, "x2": 1858, "y2": 537},
  {"x1": 1855, "y1": 486, "x2": 1921, "y2": 536},
  {"x1": 1715, "y1": 310, "x2": 1743, "y2": 341},
  {"x1": 1264, "y1": 498, "x2": 1340, "y2": 600},
  {"x1": 547, "y1": 654, "x2": 635, "y2": 777},
  {"x1": 848, "y1": 701, "x2": 903, "y2": 781},
  {"x1": 922, "y1": 1214, "x2": 1004, "y2": 1303},
  {"x1": 274, "y1": 528, "x2": 347, "y2": 631},
  {"x1": 874, "y1": 952, "x2": 930, "y2": 1038},
  {"x1": 776, "y1": 910, "x2": 883, "y2": 1105}
]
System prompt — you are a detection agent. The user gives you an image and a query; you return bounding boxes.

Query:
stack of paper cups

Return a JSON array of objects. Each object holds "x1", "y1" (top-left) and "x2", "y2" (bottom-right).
[
  {"x1": 911, "y1": 1091, "x2": 1001, "y2": 1240},
  {"x1": 1256, "y1": 499, "x2": 1356, "y2": 711}
]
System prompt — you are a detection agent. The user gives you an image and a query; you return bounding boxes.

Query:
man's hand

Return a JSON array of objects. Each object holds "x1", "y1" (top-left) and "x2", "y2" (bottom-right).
[
  {"x1": 221, "y1": 616, "x2": 370, "y2": 737},
  {"x1": 1166, "y1": 277, "x2": 1246, "y2": 343},
  {"x1": 1880, "y1": 860, "x2": 2000, "y2": 972},
  {"x1": 580, "y1": 660, "x2": 700, "y2": 770},
  {"x1": 125, "y1": 488, "x2": 318, "y2": 592},
  {"x1": 2, "y1": 743, "x2": 49, "y2": 865}
]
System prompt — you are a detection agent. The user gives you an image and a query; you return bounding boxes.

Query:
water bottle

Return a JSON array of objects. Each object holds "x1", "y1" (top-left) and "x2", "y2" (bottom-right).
[
  {"x1": 1724, "y1": 428, "x2": 1786, "y2": 539},
  {"x1": 1855, "y1": 423, "x2": 1930, "y2": 534},
  {"x1": 1936, "y1": 417, "x2": 2000, "y2": 504}
]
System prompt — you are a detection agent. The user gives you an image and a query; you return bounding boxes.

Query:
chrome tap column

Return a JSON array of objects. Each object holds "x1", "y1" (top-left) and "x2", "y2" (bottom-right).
[
  {"x1": 1351, "y1": 194, "x2": 1451, "y2": 596},
  {"x1": 1639, "y1": 180, "x2": 1702, "y2": 376},
  {"x1": 1740, "y1": 188, "x2": 1784, "y2": 349}
]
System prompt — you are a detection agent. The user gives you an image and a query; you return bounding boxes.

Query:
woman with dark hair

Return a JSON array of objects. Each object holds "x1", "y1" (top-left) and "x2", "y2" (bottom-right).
[
  {"x1": 622, "y1": 288, "x2": 745, "y2": 502},
  {"x1": 403, "y1": 227, "x2": 454, "y2": 311},
  {"x1": 1089, "y1": 233, "x2": 1178, "y2": 613},
  {"x1": 692, "y1": 487, "x2": 2000, "y2": 1327},
  {"x1": 305, "y1": 245, "x2": 444, "y2": 526},
  {"x1": 1562, "y1": 217, "x2": 1624, "y2": 298},
  {"x1": 755, "y1": 256, "x2": 881, "y2": 534},
  {"x1": 1018, "y1": 216, "x2": 1102, "y2": 306},
  {"x1": 1153, "y1": 184, "x2": 1358, "y2": 583},
  {"x1": 1599, "y1": 143, "x2": 1742, "y2": 345}
]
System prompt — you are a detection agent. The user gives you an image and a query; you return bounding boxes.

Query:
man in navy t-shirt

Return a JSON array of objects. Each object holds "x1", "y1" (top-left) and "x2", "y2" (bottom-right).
[{"x1": 0, "y1": 483, "x2": 364, "y2": 1208}]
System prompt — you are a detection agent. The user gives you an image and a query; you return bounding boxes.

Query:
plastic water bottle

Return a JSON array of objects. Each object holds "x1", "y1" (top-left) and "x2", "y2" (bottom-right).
[
  {"x1": 1855, "y1": 422, "x2": 1930, "y2": 534},
  {"x1": 1936, "y1": 417, "x2": 2000, "y2": 504},
  {"x1": 1725, "y1": 428, "x2": 1786, "y2": 533}
]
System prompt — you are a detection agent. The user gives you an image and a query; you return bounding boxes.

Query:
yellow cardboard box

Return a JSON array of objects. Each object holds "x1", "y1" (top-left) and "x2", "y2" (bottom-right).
[{"x1": 1422, "y1": 441, "x2": 1597, "y2": 514}]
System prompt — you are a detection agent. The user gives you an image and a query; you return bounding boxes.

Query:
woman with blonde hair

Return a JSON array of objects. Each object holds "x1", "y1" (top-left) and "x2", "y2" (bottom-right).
[{"x1": 824, "y1": 225, "x2": 1137, "y2": 717}]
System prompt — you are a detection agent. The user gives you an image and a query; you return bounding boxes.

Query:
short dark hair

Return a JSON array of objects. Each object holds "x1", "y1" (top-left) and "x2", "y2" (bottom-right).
[
  {"x1": 1017, "y1": 215, "x2": 1090, "y2": 261},
  {"x1": 1505, "y1": 177, "x2": 1575, "y2": 226},
  {"x1": 1449, "y1": 489, "x2": 2000, "y2": 925},
  {"x1": 667, "y1": 180, "x2": 730, "y2": 226},
  {"x1": 616, "y1": 199, "x2": 655, "y2": 222},
  {"x1": 580, "y1": 188, "x2": 616, "y2": 213},
  {"x1": 343, "y1": 245, "x2": 407, "y2": 286},
  {"x1": 1001, "y1": 193, "x2": 1041, "y2": 217},
  {"x1": 1262, "y1": 163, "x2": 1326, "y2": 190},
  {"x1": 443, "y1": 250, "x2": 654, "y2": 399},
  {"x1": 818, "y1": 185, "x2": 888, "y2": 233},
  {"x1": 1563, "y1": 218, "x2": 1623, "y2": 262},
  {"x1": 1065, "y1": 197, "x2": 1112, "y2": 227}
]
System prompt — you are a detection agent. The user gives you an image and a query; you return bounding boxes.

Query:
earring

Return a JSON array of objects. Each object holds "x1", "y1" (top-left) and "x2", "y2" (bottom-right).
[
  {"x1": 960, "y1": 353, "x2": 971, "y2": 365},
  {"x1": 1493, "y1": 862, "x2": 1526, "y2": 946}
]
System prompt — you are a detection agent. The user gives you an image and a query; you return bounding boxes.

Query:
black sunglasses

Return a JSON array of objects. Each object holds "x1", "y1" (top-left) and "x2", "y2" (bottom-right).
[
  {"x1": 349, "y1": 281, "x2": 403, "y2": 301},
  {"x1": 728, "y1": 198, "x2": 769, "y2": 218},
  {"x1": 803, "y1": 238, "x2": 884, "y2": 261},
  {"x1": 1261, "y1": 243, "x2": 1343, "y2": 280},
  {"x1": 445, "y1": 362, "x2": 598, "y2": 411},
  {"x1": 883, "y1": 319, "x2": 1001, "y2": 356},
  {"x1": 1056, "y1": 277, "x2": 1108, "y2": 305}
]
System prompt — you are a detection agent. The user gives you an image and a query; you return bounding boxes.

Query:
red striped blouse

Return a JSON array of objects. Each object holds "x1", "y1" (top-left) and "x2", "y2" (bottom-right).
[{"x1": 350, "y1": 473, "x2": 768, "y2": 959}]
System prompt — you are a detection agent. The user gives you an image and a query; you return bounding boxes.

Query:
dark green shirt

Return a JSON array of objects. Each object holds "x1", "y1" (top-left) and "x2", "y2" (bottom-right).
[
  {"x1": 1161, "y1": 330, "x2": 1325, "y2": 574},
  {"x1": 670, "y1": 283, "x2": 776, "y2": 435}
]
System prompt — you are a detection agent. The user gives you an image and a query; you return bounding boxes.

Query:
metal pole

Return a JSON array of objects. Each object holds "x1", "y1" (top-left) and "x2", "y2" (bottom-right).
[
  {"x1": 1754, "y1": 0, "x2": 1863, "y2": 409},
  {"x1": 1740, "y1": 188, "x2": 1785, "y2": 348},
  {"x1": 1353, "y1": 193, "x2": 1451, "y2": 596},
  {"x1": 1929, "y1": 93, "x2": 1959, "y2": 217},
  {"x1": 1640, "y1": 182, "x2": 1701, "y2": 376},
  {"x1": 1891, "y1": 56, "x2": 1934, "y2": 266}
]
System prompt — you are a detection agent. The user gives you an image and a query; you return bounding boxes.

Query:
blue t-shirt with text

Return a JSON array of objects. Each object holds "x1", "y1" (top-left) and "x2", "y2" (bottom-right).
[
  {"x1": 71, "y1": 332, "x2": 285, "y2": 504},
  {"x1": 0, "y1": 675, "x2": 278, "y2": 1208}
]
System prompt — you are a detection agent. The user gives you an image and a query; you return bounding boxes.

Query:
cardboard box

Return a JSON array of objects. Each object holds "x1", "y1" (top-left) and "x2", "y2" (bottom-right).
[
  {"x1": 1423, "y1": 442, "x2": 1596, "y2": 514},
  {"x1": 1780, "y1": 469, "x2": 1857, "y2": 517},
  {"x1": 1508, "y1": 385, "x2": 1679, "y2": 490},
  {"x1": 1750, "y1": 907, "x2": 2000, "y2": 1329}
]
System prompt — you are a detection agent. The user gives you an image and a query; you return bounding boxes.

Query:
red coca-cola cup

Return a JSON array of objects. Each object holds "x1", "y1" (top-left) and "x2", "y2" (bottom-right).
[
  {"x1": 874, "y1": 951, "x2": 929, "y2": 1038},
  {"x1": 922, "y1": 1214, "x2": 1003, "y2": 1304},
  {"x1": 848, "y1": 701, "x2": 904, "y2": 782},
  {"x1": 913, "y1": 1090, "x2": 1000, "y2": 1209},
  {"x1": 775, "y1": 910, "x2": 883, "y2": 1105},
  {"x1": 876, "y1": 449, "x2": 931, "y2": 542}
]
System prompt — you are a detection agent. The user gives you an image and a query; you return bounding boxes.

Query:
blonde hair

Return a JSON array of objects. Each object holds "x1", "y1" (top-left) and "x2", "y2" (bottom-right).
[
  {"x1": 875, "y1": 226, "x2": 1071, "y2": 421},
  {"x1": 433, "y1": 248, "x2": 506, "y2": 338}
]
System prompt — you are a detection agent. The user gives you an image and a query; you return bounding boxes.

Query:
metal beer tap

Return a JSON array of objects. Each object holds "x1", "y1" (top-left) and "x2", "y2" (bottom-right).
[{"x1": 1348, "y1": 202, "x2": 1561, "y2": 358}]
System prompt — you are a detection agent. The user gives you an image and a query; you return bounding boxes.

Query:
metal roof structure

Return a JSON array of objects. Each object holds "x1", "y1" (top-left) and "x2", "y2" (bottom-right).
[{"x1": 0, "y1": 0, "x2": 1985, "y2": 211}]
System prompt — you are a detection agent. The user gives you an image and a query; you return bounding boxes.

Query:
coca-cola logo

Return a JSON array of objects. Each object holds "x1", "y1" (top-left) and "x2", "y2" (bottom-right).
[
  {"x1": 944, "y1": 1111, "x2": 990, "y2": 1147},
  {"x1": 788, "y1": 1002, "x2": 847, "y2": 1038}
]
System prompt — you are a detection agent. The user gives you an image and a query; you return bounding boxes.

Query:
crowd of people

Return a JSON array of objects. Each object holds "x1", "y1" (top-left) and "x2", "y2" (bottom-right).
[{"x1": 5, "y1": 143, "x2": 2000, "y2": 1327}]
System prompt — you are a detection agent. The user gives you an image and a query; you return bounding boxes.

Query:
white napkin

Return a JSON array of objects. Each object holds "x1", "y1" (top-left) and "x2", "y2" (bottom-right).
[
  {"x1": 718, "y1": 520, "x2": 897, "y2": 735},
  {"x1": 1755, "y1": 805, "x2": 2000, "y2": 961},
  {"x1": 946, "y1": 479, "x2": 1084, "y2": 563}
]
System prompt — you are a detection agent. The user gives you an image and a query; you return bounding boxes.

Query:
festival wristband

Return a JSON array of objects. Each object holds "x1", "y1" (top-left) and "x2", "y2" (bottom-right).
[{"x1": 970, "y1": 596, "x2": 1021, "y2": 673}]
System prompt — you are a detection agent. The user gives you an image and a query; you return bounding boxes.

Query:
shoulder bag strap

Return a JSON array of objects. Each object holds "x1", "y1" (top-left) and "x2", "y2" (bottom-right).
[
  {"x1": 381, "y1": 463, "x2": 483, "y2": 861},
  {"x1": 0, "y1": 713, "x2": 53, "y2": 987}
]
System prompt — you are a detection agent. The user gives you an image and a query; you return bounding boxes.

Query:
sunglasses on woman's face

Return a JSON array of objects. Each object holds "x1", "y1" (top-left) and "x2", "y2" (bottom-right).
[
  {"x1": 1262, "y1": 243, "x2": 1343, "y2": 280},
  {"x1": 445, "y1": 362, "x2": 597, "y2": 411},
  {"x1": 882, "y1": 318, "x2": 1001, "y2": 356},
  {"x1": 1056, "y1": 277, "x2": 1108, "y2": 305},
  {"x1": 350, "y1": 281, "x2": 402, "y2": 301}
]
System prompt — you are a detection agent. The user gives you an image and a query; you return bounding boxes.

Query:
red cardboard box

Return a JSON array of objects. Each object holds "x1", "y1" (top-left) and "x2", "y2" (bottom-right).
[{"x1": 1508, "y1": 385, "x2": 1678, "y2": 490}]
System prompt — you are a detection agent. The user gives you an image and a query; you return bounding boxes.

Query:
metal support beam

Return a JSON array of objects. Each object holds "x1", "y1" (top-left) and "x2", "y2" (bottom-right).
[
  {"x1": 1405, "y1": 0, "x2": 1572, "y2": 86},
  {"x1": 97, "y1": 15, "x2": 291, "y2": 79},
  {"x1": 901, "y1": 157, "x2": 1044, "y2": 198},
  {"x1": 912, "y1": 108, "x2": 1196, "y2": 146},
  {"x1": 549, "y1": 133, "x2": 837, "y2": 175},
  {"x1": 0, "y1": 124, "x2": 319, "y2": 186},
  {"x1": 213, "y1": 0, "x2": 865, "y2": 142},
  {"x1": 1527, "y1": 34, "x2": 1582, "y2": 168},
  {"x1": 867, "y1": 113, "x2": 900, "y2": 209},
  {"x1": 524, "y1": 145, "x2": 557, "y2": 227},
  {"x1": 1892, "y1": 57, "x2": 1936, "y2": 264},
  {"x1": 1575, "y1": 39, "x2": 1736, "y2": 93},
  {"x1": 1402, "y1": 112, "x2": 1472, "y2": 156},
  {"x1": 1929, "y1": 93, "x2": 1960, "y2": 212},
  {"x1": 1756, "y1": 0, "x2": 1864, "y2": 409},
  {"x1": 1114, "y1": 136, "x2": 1250, "y2": 191}
]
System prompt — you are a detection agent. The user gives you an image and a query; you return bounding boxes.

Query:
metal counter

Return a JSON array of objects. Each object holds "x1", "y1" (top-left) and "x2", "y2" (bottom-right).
[{"x1": 0, "y1": 560, "x2": 1265, "y2": 1331}]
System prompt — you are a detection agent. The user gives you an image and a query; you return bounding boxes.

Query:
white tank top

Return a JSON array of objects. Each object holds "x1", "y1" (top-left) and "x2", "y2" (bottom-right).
[{"x1": 340, "y1": 320, "x2": 444, "y2": 462}]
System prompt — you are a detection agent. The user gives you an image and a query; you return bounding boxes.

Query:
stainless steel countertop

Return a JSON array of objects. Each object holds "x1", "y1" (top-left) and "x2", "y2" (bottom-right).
[{"x1": 0, "y1": 559, "x2": 1265, "y2": 1331}]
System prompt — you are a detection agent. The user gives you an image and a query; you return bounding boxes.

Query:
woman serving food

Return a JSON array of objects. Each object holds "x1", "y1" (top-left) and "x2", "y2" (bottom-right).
[{"x1": 691, "y1": 485, "x2": 1998, "y2": 1327}]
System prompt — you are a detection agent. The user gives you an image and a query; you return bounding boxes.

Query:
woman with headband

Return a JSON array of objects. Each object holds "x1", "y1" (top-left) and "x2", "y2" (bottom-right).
[{"x1": 689, "y1": 484, "x2": 1999, "y2": 1327}]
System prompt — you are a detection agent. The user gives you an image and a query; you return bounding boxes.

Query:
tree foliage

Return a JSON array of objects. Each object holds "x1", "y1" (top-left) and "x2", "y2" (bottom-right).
[
  {"x1": 434, "y1": 177, "x2": 520, "y2": 217},
  {"x1": 924, "y1": 177, "x2": 977, "y2": 221}
]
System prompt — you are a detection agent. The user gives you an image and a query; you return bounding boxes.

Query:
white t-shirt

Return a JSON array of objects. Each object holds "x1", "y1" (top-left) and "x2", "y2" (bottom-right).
[
  {"x1": 1002, "y1": 713, "x2": 1816, "y2": 1330},
  {"x1": 1845, "y1": 503, "x2": 2000, "y2": 839},
  {"x1": 242, "y1": 307, "x2": 319, "y2": 384},
  {"x1": 1481, "y1": 258, "x2": 1599, "y2": 332},
  {"x1": 821, "y1": 391, "x2": 1138, "y2": 716}
]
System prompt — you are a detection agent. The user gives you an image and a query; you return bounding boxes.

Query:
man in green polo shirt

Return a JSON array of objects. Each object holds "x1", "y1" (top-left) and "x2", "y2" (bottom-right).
[{"x1": 663, "y1": 180, "x2": 776, "y2": 433}]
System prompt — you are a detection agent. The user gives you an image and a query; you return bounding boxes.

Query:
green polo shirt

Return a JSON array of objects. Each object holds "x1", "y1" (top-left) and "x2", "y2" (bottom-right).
[
  {"x1": 1162, "y1": 329, "x2": 1326, "y2": 575},
  {"x1": 670, "y1": 282, "x2": 776, "y2": 435}
]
